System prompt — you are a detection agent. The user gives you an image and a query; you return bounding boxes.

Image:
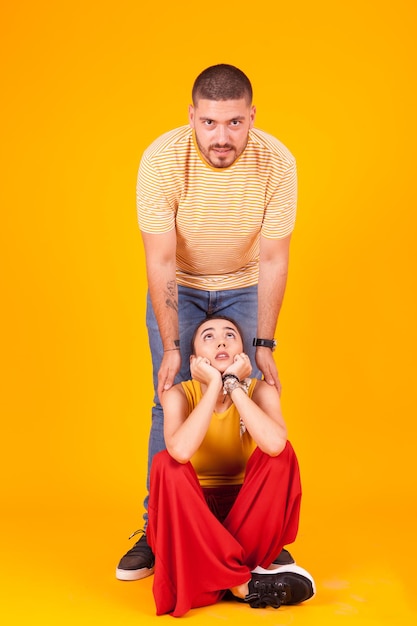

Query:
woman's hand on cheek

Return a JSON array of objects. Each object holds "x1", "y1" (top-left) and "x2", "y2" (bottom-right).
[
  {"x1": 223, "y1": 353, "x2": 252, "y2": 380},
  {"x1": 190, "y1": 356, "x2": 222, "y2": 386}
]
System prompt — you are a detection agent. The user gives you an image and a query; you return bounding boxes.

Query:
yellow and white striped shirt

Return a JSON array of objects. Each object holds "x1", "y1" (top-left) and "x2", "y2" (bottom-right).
[{"x1": 137, "y1": 125, "x2": 297, "y2": 291}]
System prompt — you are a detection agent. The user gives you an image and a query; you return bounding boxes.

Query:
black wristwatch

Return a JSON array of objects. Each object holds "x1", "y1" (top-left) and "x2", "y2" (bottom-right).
[{"x1": 253, "y1": 338, "x2": 277, "y2": 352}]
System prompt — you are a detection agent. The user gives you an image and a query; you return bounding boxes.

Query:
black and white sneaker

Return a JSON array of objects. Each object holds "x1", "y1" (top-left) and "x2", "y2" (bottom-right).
[
  {"x1": 115, "y1": 530, "x2": 155, "y2": 581},
  {"x1": 245, "y1": 565, "x2": 315, "y2": 609},
  {"x1": 272, "y1": 548, "x2": 295, "y2": 566}
]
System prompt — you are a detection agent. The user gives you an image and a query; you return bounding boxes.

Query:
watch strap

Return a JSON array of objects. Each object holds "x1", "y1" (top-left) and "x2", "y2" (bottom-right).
[{"x1": 252, "y1": 338, "x2": 277, "y2": 351}]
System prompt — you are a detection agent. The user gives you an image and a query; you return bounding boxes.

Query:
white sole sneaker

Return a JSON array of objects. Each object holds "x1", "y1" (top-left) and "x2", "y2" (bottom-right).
[
  {"x1": 251, "y1": 563, "x2": 316, "y2": 596},
  {"x1": 115, "y1": 565, "x2": 155, "y2": 581}
]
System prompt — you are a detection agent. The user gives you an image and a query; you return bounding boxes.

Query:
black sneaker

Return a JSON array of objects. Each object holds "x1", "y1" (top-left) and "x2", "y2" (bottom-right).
[
  {"x1": 245, "y1": 565, "x2": 315, "y2": 609},
  {"x1": 115, "y1": 530, "x2": 155, "y2": 581},
  {"x1": 272, "y1": 548, "x2": 295, "y2": 566}
]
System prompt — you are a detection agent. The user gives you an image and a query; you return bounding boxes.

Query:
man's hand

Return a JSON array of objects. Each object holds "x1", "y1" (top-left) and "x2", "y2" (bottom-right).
[
  {"x1": 255, "y1": 348, "x2": 282, "y2": 394},
  {"x1": 157, "y1": 350, "x2": 181, "y2": 400}
]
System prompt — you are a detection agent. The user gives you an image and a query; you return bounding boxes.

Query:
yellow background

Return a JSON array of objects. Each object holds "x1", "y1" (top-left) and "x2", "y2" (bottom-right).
[{"x1": 1, "y1": 1, "x2": 416, "y2": 624}]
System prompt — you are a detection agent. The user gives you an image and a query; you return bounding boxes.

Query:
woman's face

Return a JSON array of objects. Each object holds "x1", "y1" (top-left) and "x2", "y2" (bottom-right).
[{"x1": 192, "y1": 318, "x2": 243, "y2": 372}]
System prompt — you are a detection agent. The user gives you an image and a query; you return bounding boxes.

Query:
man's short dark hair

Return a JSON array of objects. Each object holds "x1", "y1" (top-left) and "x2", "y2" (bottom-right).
[{"x1": 192, "y1": 64, "x2": 253, "y2": 105}]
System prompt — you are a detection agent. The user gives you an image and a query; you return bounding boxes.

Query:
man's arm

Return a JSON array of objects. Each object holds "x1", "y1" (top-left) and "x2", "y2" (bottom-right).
[
  {"x1": 256, "y1": 233, "x2": 291, "y2": 391},
  {"x1": 141, "y1": 229, "x2": 181, "y2": 398}
]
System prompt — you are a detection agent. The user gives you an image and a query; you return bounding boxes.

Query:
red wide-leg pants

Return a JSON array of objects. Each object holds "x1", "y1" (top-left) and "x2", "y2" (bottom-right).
[{"x1": 147, "y1": 442, "x2": 301, "y2": 617}]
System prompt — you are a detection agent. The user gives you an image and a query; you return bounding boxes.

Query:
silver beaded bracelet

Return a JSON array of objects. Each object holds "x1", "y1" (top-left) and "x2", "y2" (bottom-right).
[{"x1": 222, "y1": 377, "x2": 251, "y2": 437}]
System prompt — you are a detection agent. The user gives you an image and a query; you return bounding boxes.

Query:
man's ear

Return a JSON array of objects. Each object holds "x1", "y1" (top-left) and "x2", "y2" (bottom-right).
[
  {"x1": 249, "y1": 105, "x2": 256, "y2": 129},
  {"x1": 188, "y1": 104, "x2": 195, "y2": 128}
]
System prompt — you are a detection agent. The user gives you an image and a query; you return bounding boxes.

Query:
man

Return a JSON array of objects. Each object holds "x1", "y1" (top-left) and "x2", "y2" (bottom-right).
[{"x1": 116, "y1": 64, "x2": 298, "y2": 582}]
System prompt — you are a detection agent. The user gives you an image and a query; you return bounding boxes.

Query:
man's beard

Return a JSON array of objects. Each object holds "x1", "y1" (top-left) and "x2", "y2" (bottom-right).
[{"x1": 197, "y1": 141, "x2": 237, "y2": 168}]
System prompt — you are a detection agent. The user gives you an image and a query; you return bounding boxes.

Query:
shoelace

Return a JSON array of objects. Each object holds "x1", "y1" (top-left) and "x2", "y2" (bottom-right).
[
  {"x1": 126, "y1": 529, "x2": 152, "y2": 556},
  {"x1": 247, "y1": 579, "x2": 291, "y2": 608},
  {"x1": 128, "y1": 528, "x2": 146, "y2": 541}
]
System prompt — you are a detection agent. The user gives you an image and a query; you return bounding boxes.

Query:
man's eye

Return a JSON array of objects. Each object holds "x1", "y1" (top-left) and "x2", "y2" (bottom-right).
[
  {"x1": 204, "y1": 120, "x2": 214, "y2": 126},
  {"x1": 231, "y1": 120, "x2": 240, "y2": 126}
]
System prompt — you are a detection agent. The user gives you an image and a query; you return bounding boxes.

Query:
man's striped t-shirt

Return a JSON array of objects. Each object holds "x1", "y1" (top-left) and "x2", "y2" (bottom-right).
[{"x1": 137, "y1": 125, "x2": 297, "y2": 291}]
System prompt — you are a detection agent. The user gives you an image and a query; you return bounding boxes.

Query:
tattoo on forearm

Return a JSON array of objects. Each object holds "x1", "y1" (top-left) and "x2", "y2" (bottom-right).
[
  {"x1": 166, "y1": 298, "x2": 178, "y2": 312},
  {"x1": 165, "y1": 280, "x2": 178, "y2": 313}
]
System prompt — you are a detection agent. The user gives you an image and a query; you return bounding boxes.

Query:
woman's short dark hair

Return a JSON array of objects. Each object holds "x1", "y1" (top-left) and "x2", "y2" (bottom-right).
[
  {"x1": 190, "y1": 315, "x2": 245, "y2": 355},
  {"x1": 192, "y1": 64, "x2": 253, "y2": 105}
]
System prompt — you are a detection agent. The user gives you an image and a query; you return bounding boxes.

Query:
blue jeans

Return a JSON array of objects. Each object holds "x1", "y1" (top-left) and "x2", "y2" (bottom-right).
[{"x1": 143, "y1": 284, "x2": 260, "y2": 523}]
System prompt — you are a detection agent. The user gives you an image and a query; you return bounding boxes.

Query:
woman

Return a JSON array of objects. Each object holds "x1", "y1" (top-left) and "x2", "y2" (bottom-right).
[{"x1": 147, "y1": 316, "x2": 315, "y2": 616}]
